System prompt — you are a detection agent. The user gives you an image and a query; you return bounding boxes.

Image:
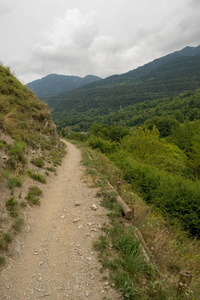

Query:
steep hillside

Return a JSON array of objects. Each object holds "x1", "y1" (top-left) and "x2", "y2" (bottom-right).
[
  {"x1": 43, "y1": 45, "x2": 200, "y2": 130},
  {"x1": 0, "y1": 64, "x2": 66, "y2": 264},
  {"x1": 27, "y1": 74, "x2": 101, "y2": 98}
]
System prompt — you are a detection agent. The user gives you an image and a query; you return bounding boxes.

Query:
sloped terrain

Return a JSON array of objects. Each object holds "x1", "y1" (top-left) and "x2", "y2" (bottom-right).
[
  {"x1": 27, "y1": 74, "x2": 101, "y2": 98},
  {"x1": 42, "y1": 45, "x2": 200, "y2": 131},
  {"x1": 0, "y1": 64, "x2": 66, "y2": 264}
]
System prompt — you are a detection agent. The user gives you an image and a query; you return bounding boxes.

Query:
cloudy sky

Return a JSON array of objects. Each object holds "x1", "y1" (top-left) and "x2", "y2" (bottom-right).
[{"x1": 0, "y1": 0, "x2": 199, "y2": 83}]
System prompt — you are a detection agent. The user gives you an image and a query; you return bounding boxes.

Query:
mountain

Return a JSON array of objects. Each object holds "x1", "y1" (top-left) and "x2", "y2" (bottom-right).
[
  {"x1": 27, "y1": 74, "x2": 101, "y2": 98},
  {"x1": 42, "y1": 44, "x2": 200, "y2": 131}
]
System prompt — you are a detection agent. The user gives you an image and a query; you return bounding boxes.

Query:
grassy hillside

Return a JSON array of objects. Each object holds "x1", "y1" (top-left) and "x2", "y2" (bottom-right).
[{"x1": 0, "y1": 64, "x2": 66, "y2": 264}]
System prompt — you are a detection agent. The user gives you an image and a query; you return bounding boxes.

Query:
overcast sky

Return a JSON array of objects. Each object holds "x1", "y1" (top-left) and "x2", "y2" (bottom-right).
[{"x1": 0, "y1": 0, "x2": 199, "y2": 83}]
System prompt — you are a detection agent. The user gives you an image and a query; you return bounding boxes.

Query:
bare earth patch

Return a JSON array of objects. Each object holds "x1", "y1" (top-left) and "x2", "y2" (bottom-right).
[{"x1": 0, "y1": 141, "x2": 120, "y2": 299}]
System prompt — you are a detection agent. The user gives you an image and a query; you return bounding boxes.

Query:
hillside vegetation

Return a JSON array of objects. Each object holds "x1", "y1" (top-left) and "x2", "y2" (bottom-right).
[
  {"x1": 42, "y1": 45, "x2": 200, "y2": 131},
  {"x1": 84, "y1": 117, "x2": 200, "y2": 237},
  {"x1": 27, "y1": 74, "x2": 101, "y2": 98},
  {"x1": 0, "y1": 64, "x2": 66, "y2": 264}
]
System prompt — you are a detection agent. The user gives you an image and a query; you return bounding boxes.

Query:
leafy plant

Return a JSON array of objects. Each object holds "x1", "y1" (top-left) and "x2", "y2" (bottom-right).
[
  {"x1": 28, "y1": 170, "x2": 46, "y2": 183},
  {"x1": 5, "y1": 197, "x2": 18, "y2": 217},
  {"x1": 0, "y1": 233, "x2": 12, "y2": 251},
  {"x1": 7, "y1": 176, "x2": 22, "y2": 189},
  {"x1": 31, "y1": 157, "x2": 45, "y2": 168},
  {"x1": 9, "y1": 141, "x2": 27, "y2": 165},
  {"x1": 26, "y1": 185, "x2": 42, "y2": 205}
]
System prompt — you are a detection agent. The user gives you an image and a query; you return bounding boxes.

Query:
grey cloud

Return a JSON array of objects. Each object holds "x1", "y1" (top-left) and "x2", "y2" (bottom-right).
[{"x1": 0, "y1": 2, "x2": 12, "y2": 16}]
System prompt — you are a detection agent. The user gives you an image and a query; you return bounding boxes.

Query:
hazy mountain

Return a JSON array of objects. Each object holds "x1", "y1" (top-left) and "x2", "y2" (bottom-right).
[
  {"x1": 42, "y1": 44, "x2": 200, "y2": 130},
  {"x1": 27, "y1": 74, "x2": 102, "y2": 98}
]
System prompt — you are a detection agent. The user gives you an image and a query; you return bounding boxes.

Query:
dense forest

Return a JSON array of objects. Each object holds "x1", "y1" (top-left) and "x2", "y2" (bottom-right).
[
  {"x1": 27, "y1": 74, "x2": 101, "y2": 98},
  {"x1": 42, "y1": 46, "x2": 200, "y2": 131}
]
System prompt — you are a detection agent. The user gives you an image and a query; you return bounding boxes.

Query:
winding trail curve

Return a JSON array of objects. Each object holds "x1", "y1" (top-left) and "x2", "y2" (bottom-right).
[{"x1": 0, "y1": 141, "x2": 120, "y2": 300}]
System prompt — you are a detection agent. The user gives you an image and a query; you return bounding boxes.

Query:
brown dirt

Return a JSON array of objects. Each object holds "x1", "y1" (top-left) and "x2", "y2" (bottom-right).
[{"x1": 0, "y1": 141, "x2": 120, "y2": 299}]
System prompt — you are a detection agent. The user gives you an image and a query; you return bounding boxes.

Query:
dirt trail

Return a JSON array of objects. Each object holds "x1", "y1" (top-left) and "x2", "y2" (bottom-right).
[{"x1": 0, "y1": 141, "x2": 120, "y2": 300}]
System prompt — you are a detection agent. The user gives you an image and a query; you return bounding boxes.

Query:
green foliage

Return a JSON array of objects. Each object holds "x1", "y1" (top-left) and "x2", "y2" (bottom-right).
[
  {"x1": 144, "y1": 115, "x2": 179, "y2": 137},
  {"x1": 0, "y1": 233, "x2": 12, "y2": 251},
  {"x1": 44, "y1": 52, "x2": 200, "y2": 131},
  {"x1": 120, "y1": 127, "x2": 187, "y2": 174},
  {"x1": 45, "y1": 166, "x2": 56, "y2": 173},
  {"x1": 87, "y1": 136, "x2": 118, "y2": 154},
  {"x1": 88, "y1": 123, "x2": 200, "y2": 236},
  {"x1": 31, "y1": 157, "x2": 45, "y2": 168},
  {"x1": 168, "y1": 119, "x2": 200, "y2": 177},
  {"x1": 5, "y1": 197, "x2": 18, "y2": 217},
  {"x1": 9, "y1": 141, "x2": 27, "y2": 165},
  {"x1": 0, "y1": 139, "x2": 7, "y2": 149},
  {"x1": 89, "y1": 124, "x2": 130, "y2": 142},
  {"x1": 26, "y1": 185, "x2": 42, "y2": 206},
  {"x1": 28, "y1": 170, "x2": 46, "y2": 183},
  {"x1": 112, "y1": 155, "x2": 200, "y2": 236},
  {"x1": 93, "y1": 235, "x2": 109, "y2": 252},
  {"x1": 27, "y1": 74, "x2": 101, "y2": 98},
  {"x1": 67, "y1": 131, "x2": 88, "y2": 142},
  {"x1": 7, "y1": 176, "x2": 22, "y2": 189}
]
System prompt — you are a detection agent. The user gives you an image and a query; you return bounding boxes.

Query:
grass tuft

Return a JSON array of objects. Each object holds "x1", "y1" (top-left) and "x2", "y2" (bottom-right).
[
  {"x1": 12, "y1": 217, "x2": 24, "y2": 232},
  {"x1": 28, "y1": 170, "x2": 46, "y2": 183},
  {"x1": 26, "y1": 185, "x2": 42, "y2": 206}
]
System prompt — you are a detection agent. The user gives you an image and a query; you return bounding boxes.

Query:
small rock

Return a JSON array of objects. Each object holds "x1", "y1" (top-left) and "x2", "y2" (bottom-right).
[
  {"x1": 75, "y1": 202, "x2": 81, "y2": 206},
  {"x1": 60, "y1": 215, "x2": 65, "y2": 219},
  {"x1": 85, "y1": 291, "x2": 90, "y2": 297},
  {"x1": 73, "y1": 218, "x2": 81, "y2": 223},
  {"x1": 90, "y1": 228, "x2": 98, "y2": 232},
  {"x1": 38, "y1": 277, "x2": 42, "y2": 282},
  {"x1": 87, "y1": 222, "x2": 93, "y2": 226},
  {"x1": 91, "y1": 204, "x2": 97, "y2": 210}
]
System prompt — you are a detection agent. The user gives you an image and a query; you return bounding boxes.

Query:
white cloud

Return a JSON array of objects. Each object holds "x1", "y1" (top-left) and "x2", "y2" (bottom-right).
[{"x1": 3, "y1": 1, "x2": 200, "y2": 83}]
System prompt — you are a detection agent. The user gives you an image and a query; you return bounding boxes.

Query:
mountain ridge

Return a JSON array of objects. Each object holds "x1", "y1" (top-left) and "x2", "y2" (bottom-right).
[{"x1": 27, "y1": 74, "x2": 102, "y2": 98}]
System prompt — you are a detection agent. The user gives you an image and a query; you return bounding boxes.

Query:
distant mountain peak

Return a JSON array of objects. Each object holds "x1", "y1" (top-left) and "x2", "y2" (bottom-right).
[{"x1": 27, "y1": 74, "x2": 102, "y2": 98}]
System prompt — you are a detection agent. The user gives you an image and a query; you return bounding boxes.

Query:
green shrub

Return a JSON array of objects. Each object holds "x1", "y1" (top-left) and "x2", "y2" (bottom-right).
[
  {"x1": 5, "y1": 157, "x2": 17, "y2": 169},
  {"x1": 67, "y1": 131, "x2": 88, "y2": 142},
  {"x1": 87, "y1": 135, "x2": 118, "y2": 154},
  {"x1": 9, "y1": 141, "x2": 27, "y2": 164},
  {"x1": 28, "y1": 170, "x2": 46, "y2": 183},
  {"x1": 111, "y1": 153, "x2": 200, "y2": 236},
  {"x1": 0, "y1": 139, "x2": 7, "y2": 149},
  {"x1": 31, "y1": 157, "x2": 45, "y2": 168},
  {"x1": 0, "y1": 233, "x2": 12, "y2": 251},
  {"x1": 7, "y1": 176, "x2": 22, "y2": 189},
  {"x1": 26, "y1": 185, "x2": 42, "y2": 205},
  {"x1": 5, "y1": 197, "x2": 18, "y2": 217},
  {"x1": 46, "y1": 166, "x2": 56, "y2": 172}
]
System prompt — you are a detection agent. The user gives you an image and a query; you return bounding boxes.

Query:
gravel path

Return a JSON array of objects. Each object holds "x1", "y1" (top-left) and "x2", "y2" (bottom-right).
[{"x1": 0, "y1": 141, "x2": 120, "y2": 300}]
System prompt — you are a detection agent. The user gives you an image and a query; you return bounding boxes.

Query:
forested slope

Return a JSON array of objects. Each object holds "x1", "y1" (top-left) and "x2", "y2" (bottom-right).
[{"x1": 44, "y1": 51, "x2": 200, "y2": 130}]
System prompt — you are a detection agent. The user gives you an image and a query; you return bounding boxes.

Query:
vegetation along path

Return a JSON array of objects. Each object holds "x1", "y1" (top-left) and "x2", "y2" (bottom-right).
[{"x1": 0, "y1": 141, "x2": 120, "y2": 299}]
